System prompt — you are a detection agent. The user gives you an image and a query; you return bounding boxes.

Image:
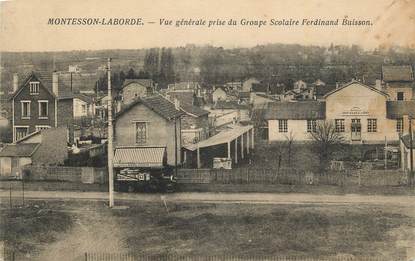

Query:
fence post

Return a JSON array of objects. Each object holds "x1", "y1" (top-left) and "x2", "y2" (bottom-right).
[
  {"x1": 358, "y1": 170, "x2": 361, "y2": 187},
  {"x1": 84, "y1": 252, "x2": 87, "y2": 261}
]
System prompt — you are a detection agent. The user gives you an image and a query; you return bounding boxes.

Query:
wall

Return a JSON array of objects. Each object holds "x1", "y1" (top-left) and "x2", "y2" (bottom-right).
[
  {"x1": 114, "y1": 103, "x2": 181, "y2": 166},
  {"x1": 386, "y1": 83, "x2": 413, "y2": 101},
  {"x1": 326, "y1": 83, "x2": 399, "y2": 143},
  {"x1": 57, "y1": 99, "x2": 74, "y2": 143},
  {"x1": 122, "y1": 83, "x2": 148, "y2": 105},
  {"x1": 30, "y1": 127, "x2": 68, "y2": 165},
  {"x1": 268, "y1": 119, "x2": 313, "y2": 141},
  {"x1": 13, "y1": 79, "x2": 56, "y2": 135}
]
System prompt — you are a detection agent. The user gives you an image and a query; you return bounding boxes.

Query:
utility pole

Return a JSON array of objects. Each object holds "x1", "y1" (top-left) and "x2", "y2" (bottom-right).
[
  {"x1": 107, "y1": 58, "x2": 114, "y2": 207},
  {"x1": 409, "y1": 116, "x2": 413, "y2": 186}
]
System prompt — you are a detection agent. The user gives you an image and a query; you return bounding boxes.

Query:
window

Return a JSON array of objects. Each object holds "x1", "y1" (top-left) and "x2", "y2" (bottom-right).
[
  {"x1": 38, "y1": 101, "x2": 48, "y2": 118},
  {"x1": 367, "y1": 119, "x2": 377, "y2": 132},
  {"x1": 307, "y1": 120, "x2": 317, "y2": 133},
  {"x1": 278, "y1": 120, "x2": 288, "y2": 133},
  {"x1": 81, "y1": 104, "x2": 87, "y2": 114},
  {"x1": 396, "y1": 118, "x2": 404, "y2": 133},
  {"x1": 397, "y1": 92, "x2": 404, "y2": 101},
  {"x1": 35, "y1": 125, "x2": 51, "y2": 131},
  {"x1": 21, "y1": 101, "x2": 31, "y2": 118},
  {"x1": 29, "y1": 82, "x2": 40, "y2": 95},
  {"x1": 135, "y1": 122, "x2": 147, "y2": 144},
  {"x1": 335, "y1": 119, "x2": 345, "y2": 132}
]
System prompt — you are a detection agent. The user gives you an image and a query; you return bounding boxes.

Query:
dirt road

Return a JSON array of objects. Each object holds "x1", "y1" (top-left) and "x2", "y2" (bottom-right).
[{"x1": 2, "y1": 190, "x2": 415, "y2": 206}]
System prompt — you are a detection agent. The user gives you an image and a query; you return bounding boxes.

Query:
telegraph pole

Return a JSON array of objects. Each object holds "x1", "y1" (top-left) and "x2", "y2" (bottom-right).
[
  {"x1": 409, "y1": 116, "x2": 413, "y2": 186},
  {"x1": 107, "y1": 58, "x2": 114, "y2": 207}
]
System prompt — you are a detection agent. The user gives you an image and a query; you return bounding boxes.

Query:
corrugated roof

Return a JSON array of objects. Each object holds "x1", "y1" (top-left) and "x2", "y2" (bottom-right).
[
  {"x1": 116, "y1": 94, "x2": 184, "y2": 121},
  {"x1": 264, "y1": 101, "x2": 326, "y2": 120},
  {"x1": 0, "y1": 143, "x2": 40, "y2": 157},
  {"x1": 386, "y1": 101, "x2": 415, "y2": 119},
  {"x1": 113, "y1": 146, "x2": 166, "y2": 167},
  {"x1": 382, "y1": 65, "x2": 414, "y2": 82},
  {"x1": 184, "y1": 125, "x2": 253, "y2": 151}
]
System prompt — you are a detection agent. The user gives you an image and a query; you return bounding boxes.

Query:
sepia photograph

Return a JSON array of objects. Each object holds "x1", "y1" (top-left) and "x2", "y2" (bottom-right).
[{"x1": 0, "y1": 0, "x2": 415, "y2": 260}]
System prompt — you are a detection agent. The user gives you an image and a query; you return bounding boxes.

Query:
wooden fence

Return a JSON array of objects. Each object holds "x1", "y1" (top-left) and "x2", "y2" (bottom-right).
[
  {"x1": 176, "y1": 168, "x2": 407, "y2": 187},
  {"x1": 21, "y1": 165, "x2": 108, "y2": 184},
  {"x1": 82, "y1": 253, "x2": 394, "y2": 261}
]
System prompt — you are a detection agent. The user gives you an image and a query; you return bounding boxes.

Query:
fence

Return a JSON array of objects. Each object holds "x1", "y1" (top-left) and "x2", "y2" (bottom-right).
[
  {"x1": 81, "y1": 253, "x2": 394, "y2": 261},
  {"x1": 21, "y1": 165, "x2": 108, "y2": 184},
  {"x1": 176, "y1": 168, "x2": 407, "y2": 187}
]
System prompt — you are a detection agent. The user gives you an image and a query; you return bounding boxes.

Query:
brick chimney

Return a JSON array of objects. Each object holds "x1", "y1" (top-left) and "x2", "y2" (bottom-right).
[
  {"x1": 52, "y1": 71, "x2": 59, "y2": 96},
  {"x1": 12, "y1": 73, "x2": 18, "y2": 93}
]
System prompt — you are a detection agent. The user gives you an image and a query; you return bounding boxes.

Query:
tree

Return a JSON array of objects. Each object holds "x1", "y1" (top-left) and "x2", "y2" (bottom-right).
[
  {"x1": 127, "y1": 68, "x2": 136, "y2": 79},
  {"x1": 309, "y1": 120, "x2": 346, "y2": 172},
  {"x1": 284, "y1": 131, "x2": 295, "y2": 167}
]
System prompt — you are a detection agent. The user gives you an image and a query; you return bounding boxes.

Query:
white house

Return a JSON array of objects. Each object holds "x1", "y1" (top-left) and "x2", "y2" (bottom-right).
[
  {"x1": 73, "y1": 93, "x2": 95, "y2": 118},
  {"x1": 264, "y1": 80, "x2": 415, "y2": 143},
  {"x1": 212, "y1": 87, "x2": 227, "y2": 103}
]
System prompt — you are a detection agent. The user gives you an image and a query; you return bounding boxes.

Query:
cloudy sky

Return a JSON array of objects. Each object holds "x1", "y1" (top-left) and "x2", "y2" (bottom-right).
[{"x1": 0, "y1": 0, "x2": 414, "y2": 51}]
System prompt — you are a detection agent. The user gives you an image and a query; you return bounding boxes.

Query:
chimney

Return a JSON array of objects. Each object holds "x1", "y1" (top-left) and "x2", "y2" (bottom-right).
[
  {"x1": 12, "y1": 73, "x2": 18, "y2": 93},
  {"x1": 52, "y1": 72, "x2": 59, "y2": 96},
  {"x1": 375, "y1": 79, "x2": 382, "y2": 90},
  {"x1": 174, "y1": 98, "x2": 180, "y2": 110},
  {"x1": 335, "y1": 82, "x2": 339, "y2": 89}
]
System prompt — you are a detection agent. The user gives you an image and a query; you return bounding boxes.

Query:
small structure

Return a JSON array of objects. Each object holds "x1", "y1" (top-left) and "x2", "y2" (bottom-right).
[
  {"x1": 183, "y1": 124, "x2": 254, "y2": 168},
  {"x1": 0, "y1": 143, "x2": 39, "y2": 176},
  {"x1": 180, "y1": 102, "x2": 210, "y2": 146},
  {"x1": 114, "y1": 94, "x2": 183, "y2": 167},
  {"x1": 73, "y1": 93, "x2": 95, "y2": 118}
]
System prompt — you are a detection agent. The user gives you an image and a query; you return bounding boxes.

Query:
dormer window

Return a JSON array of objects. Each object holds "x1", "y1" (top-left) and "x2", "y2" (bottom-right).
[{"x1": 29, "y1": 82, "x2": 40, "y2": 95}]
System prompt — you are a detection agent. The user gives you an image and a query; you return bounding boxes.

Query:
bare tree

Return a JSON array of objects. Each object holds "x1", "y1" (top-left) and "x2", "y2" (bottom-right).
[
  {"x1": 309, "y1": 120, "x2": 346, "y2": 172},
  {"x1": 284, "y1": 131, "x2": 295, "y2": 167}
]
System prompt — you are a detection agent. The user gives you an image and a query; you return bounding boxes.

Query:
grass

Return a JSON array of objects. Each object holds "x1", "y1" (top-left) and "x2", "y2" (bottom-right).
[{"x1": 0, "y1": 200, "x2": 414, "y2": 260}]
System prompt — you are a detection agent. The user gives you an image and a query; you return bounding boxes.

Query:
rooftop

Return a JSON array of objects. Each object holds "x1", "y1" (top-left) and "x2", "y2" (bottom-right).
[
  {"x1": 382, "y1": 65, "x2": 414, "y2": 82},
  {"x1": 264, "y1": 101, "x2": 326, "y2": 120},
  {"x1": 386, "y1": 101, "x2": 415, "y2": 119},
  {"x1": 122, "y1": 79, "x2": 154, "y2": 89},
  {"x1": 180, "y1": 103, "x2": 210, "y2": 117},
  {"x1": 0, "y1": 143, "x2": 40, "y2": 157},
  {"x1": 116, "y1": 94, "x2": 184, "y2": 121}
]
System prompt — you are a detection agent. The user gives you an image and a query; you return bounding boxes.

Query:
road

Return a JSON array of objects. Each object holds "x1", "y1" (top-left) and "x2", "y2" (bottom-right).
[{"x1": 2, "y1": 190, "x2": 415, "y2": 206}]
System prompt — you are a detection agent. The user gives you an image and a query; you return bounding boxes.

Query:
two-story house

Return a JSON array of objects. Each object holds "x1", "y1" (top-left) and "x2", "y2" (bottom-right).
[
  {"x1": 119, "y1": 79, "x2": 155, "y2": 105},
  {"x1": 382, "y1": 65, "x2": 414, "y2": 101},
  {"x1": 113, "y1": 95, "x2": 183, "y2": 167},
  {"x1": 10, "y1": 71, "x2": 74, "y2": 142}
]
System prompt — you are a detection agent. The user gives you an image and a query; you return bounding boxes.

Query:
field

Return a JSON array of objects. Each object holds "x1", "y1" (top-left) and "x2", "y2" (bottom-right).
[{"x1": 1, "y1": 199, "x2": 415, "y2": 260}]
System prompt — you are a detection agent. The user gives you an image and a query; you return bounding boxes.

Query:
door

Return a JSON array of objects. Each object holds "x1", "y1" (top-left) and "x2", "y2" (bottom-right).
[{"x1": 351, "y1": 119, "x2": 361, "y2": 141}]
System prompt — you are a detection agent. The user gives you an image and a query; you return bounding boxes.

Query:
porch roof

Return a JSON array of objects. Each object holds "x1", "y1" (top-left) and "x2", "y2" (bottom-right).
[
  {"x1": 184, "y1": 124, "x2": 253, "y2": 151},
  {"x1": 113, "y1": 146, "x2": 166, "y2": 168}
]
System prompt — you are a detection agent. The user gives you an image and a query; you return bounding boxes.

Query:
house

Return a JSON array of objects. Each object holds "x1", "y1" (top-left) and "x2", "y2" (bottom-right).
[
  {"x1": 293, "y1": 80, "x2": 307, "y2": 91},
  {"x1": 382, "y1": 65, "x2": 414, "y2": 101},
  {"x1": 264, "y1": 101, "x2": 325, "y2": 142},
  {"x1": 0, "y1": 126, "x2": 69, "y2": 176},
  {"x1": 73, "y1": 93, "x2": 95, "y2": 118},
  {"x1": 9, "y1": 71, "x2": 74, "y2": 142},
  {"x1": 225, "y1": 81, "x2": 242, "y2": 91},
  {"x1": 179, "y1": 102, "x2": 210, "y2": 146},
  {"x1": 114, "y1": 95, "x2": 183, "y2": 167},
  {"x1": 168, "y1": 82, "x2": 202, "y2": 97},
  {"x1": 212, "y1": 87, "x2": 227, "y2": 103},
  {"x1": 210, "y1": 100, "x2": 251, "y2": 126},
  {"x1": 119, "y1": 79, "x2": 155, "y2": 105},
  {"x1": 242, "y1": 78, "x2": 260, "y2": 92},
  {"x1": 264, "y1": 80, "x2": 415, "y2": 143}
]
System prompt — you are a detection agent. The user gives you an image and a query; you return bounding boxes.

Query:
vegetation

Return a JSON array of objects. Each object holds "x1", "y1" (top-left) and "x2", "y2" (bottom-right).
[{"x1": 309, "y1": 120, "x2": 346, "y2": 171}]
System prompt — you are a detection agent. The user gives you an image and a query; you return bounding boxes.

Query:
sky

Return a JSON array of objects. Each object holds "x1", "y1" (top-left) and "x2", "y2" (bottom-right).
[{"x1": 0, "y1": 0, "x2": 414, "y2": 52}]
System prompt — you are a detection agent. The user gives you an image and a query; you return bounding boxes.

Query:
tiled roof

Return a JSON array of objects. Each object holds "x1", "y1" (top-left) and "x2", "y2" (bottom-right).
[
  {"x1": 113, "y1": 146, "x2": 166, "y2": 168},
  {"x1": 382, "y1": 65, "x2": 414, "y2": 82},
  {"x1": 324, "y1": 80, "x2": 388, "y2": 98},
  {"x1": 264, "y1": 101, "x2": 326, "y2": 120},
  {"x1": 122, "y1": 79, "x2": 154, "y2": 89},
  {"x1": 180, "y1": 103, "x2": 209, "y2": 117},
  {"x1": 116, "y1": 94, "x2": 184, "y2": 121},
  {"x1": 386, "y1": 101, "x2": 415, "y2": 119},
  {"x1": 0, "y1": 143, "x2": 40, "y2": 157},
  {"x1": 73, "y1": 93, "x2": 94, "y2": 103}
]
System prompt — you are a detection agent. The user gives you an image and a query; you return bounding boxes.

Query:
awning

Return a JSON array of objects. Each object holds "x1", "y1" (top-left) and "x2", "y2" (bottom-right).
[
  {"x1": 184, "y1": 125, "x2": 253, "y2": 151},
  {"x1": 113, "y1": 146, "x2": 166, "y2": 168}
]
